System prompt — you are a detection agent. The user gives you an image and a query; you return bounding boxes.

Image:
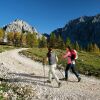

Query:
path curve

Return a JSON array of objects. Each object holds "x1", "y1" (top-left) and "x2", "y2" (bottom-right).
[{"x1": 0, "y1": 48, "x2": 100, "y2": 100}]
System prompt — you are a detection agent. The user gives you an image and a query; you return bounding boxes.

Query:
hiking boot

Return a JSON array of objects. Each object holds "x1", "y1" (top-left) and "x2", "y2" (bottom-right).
[
  {"x1": 78, "y1": 77, "x2": 81, "y2": 82},
  {"x1": 60, "y1": 78, "x2": 68, "y2": 81},
  {"x1": 46, "y1": 80, "x2": 51, "y2": 83},
  {"x1": 58, "y1": 82, "x2": 61, "y2": 88},
  {"x1": 65, "y1": 78, "x2": 68, "y2": 81}
]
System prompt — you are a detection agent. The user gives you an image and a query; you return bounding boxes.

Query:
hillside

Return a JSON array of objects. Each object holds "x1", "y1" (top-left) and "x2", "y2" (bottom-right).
[{"x1": 52, "y1": 14, "x2": 100, "y2": 47}]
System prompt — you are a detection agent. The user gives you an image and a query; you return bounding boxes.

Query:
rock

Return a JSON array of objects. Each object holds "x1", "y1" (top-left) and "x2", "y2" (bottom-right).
[{"x1": 3, "y1": 92, "x2": 9, "y2": 99}]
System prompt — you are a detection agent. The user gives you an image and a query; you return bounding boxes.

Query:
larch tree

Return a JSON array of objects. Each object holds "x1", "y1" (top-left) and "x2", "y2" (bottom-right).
[
  {"x1": 93, "y1": 43, "x2": 99, "y2": 53},
  {"x1": 33, "y1": 32, "x2": 39, "y2": 47},
  {"x1": 14, "y1": 32, "x2": 21, "y2": 46},
  {"x1": 20, "y1": 33, "x2": 27, "y2": 47},
  {"x1": 0, "y1": 28, "x2": 4, "y2": 42},
  {"x1": 7, "y1": 32, "x2": 14, "y2": 45}
]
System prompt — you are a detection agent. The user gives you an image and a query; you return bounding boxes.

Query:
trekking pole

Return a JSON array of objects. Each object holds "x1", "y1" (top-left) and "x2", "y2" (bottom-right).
[
  {"x1": 57, "y1": 64, "x2": 65, "y2": 78},
  {"x1": 58, "y1": 68, "x2": 65, "y2": 78},
  {"x1": 43, "y1": 58, "x2": 46, "y2": 85}
]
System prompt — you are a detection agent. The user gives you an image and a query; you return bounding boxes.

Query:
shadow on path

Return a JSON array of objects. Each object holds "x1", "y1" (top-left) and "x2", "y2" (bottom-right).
[
  {"x1": 1, "y1": 72, "x2": 58, "y2": 88},
  {"x1": 8, "y1": 72, "x2": 48, "y2": 79}
]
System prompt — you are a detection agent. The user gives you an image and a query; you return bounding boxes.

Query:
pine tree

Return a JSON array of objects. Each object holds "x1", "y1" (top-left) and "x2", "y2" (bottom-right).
[
  {"x1": 49, "y1": 33, "x2": 57, "y2": 48},
  {"x1": 66, "y1": 37, "x2": 71, "y2": 47},
  {"x1": 80, "y1": 46, "x2": 83, "y2": 51},
  {"x1": 87, "y1": 43, "x2": 94, "y2": 52},
  {"x1": 87, "y1": 43, "x2": 90, "y2": 52},
  {"x1": 57, "y1": 35, "x2": 65, "y2": 49},
  {"x1": 39, "y1": 36, "x2": 47, "y2": 48}
]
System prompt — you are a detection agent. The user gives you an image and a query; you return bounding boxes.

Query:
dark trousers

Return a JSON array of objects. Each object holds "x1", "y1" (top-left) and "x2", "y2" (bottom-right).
[{"x1": 65, "y1": 64, "x2": 79, "y2": 79}]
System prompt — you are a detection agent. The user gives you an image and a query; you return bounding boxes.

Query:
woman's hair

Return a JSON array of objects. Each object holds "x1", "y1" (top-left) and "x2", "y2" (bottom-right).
[{"x1": 67, "y1": 45, "x2": 72, "y2": 51}]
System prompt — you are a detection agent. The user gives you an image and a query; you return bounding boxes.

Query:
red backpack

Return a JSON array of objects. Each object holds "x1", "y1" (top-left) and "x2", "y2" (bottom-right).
[{"x1": 70, "y1": 50, "x2": 76, "y2": 61}]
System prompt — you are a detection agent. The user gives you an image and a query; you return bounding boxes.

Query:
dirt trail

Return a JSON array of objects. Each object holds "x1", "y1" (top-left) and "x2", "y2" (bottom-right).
[{"x1": 0, "y1": 48, "x2": 100, "y2": 100}]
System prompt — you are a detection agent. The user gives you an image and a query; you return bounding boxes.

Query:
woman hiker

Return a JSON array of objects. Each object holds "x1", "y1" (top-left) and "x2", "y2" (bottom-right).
[{"x1": 62, "y1": 46, "x2": 81, "y2": 82}]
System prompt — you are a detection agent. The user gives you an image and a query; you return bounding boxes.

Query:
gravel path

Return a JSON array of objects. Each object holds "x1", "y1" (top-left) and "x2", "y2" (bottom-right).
[{"x1": 0, "y1": 48, "x2": 100, "y2": 100}]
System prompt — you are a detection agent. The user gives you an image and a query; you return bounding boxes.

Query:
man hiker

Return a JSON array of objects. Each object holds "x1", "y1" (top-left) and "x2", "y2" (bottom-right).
[
  {"x1": 46, "y1": 47, "x2": 61, "y2": 88},
  {"x1": 62, "y1": 46, "x2": 81, "y2": 82}
]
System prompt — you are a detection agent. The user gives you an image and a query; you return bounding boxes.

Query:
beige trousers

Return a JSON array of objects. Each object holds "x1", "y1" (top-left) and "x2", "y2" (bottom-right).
[{"x1": 48, "y1": 64, "x2": 60, "y2": 83}]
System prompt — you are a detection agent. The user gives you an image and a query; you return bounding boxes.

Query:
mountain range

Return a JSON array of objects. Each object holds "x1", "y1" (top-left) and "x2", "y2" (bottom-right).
[
  {"x1": 52, "y1": 14, "x2": 100, "y2": 47},
  {"x1": 1, "y1": 14, "x2": 100, "y2": 48}
]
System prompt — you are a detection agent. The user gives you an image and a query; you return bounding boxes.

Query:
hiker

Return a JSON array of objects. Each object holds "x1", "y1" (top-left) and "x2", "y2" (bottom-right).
[
  {"x1": 62, "y1": 46, "x2": 81, "y2": 82},
  {"x1": 71, "y1": 49, "x2": 81, "y2": 82},
  {"x1": 46, "y1": 47, "x2": 61, "y2": 87}
]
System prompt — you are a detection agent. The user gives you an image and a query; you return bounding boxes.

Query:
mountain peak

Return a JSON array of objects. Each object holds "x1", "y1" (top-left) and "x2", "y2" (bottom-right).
[{"x1": 3, "y1": 19, "x2": 38, "y2": 33}]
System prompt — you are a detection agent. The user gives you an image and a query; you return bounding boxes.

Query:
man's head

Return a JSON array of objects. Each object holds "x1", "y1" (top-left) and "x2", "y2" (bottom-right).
[{"x1": 48, "y1": 46, "x2": 53, "y2": 52}]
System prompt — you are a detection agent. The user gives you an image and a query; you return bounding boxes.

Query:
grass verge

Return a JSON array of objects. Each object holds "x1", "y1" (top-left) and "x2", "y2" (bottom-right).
[{"x1": 0, "y1": 45, "x2": 15, "y2": 53}]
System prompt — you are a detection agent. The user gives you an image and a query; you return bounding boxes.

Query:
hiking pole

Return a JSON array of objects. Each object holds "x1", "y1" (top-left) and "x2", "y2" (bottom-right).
[
  {"x1": 43, "y1": 58, "x2": 46, "y2": 85},
  {"x1": 57, "y1": 64, "x2": 65, "y2": 78},
  {"x1": 58, "y1": 68, "x2": 65, "y2": 78}
]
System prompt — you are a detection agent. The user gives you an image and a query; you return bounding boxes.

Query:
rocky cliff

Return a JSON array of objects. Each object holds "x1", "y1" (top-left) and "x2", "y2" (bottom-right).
[{"x1": 52, "y1": 14, "x2": 100, "y2": 47}]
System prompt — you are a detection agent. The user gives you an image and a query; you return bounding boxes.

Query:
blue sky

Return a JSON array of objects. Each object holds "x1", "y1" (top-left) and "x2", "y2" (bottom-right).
[{"x1": 0, "y1": 0, "x2": 100, "y2": 34}]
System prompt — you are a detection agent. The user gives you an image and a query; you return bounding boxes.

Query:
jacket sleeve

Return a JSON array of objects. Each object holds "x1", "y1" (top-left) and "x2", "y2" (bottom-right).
[{"x1": 63, "y1": 53, "x2": 68, "y2": 58}]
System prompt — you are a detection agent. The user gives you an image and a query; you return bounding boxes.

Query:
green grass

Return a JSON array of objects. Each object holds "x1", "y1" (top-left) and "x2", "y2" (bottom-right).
[
  {"x1": 0, "y1": 45, "x2": 16, "y2": 53},
  {"x1": 0, "y1": 83, "x2": 10, "y2": 100},
  {"x1": 77, "y1": 51, "x2": 100, "y2": 78},
  {"x1": 20, "y1": 48, "x2": 100, "y2": 78}
]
